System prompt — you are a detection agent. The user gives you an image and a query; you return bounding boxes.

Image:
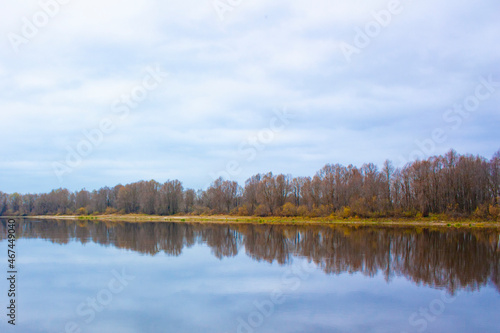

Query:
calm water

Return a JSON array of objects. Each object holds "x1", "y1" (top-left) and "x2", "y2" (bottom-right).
[{"x1": 0, "y1": 219, "x2": 499, "y2": 333}]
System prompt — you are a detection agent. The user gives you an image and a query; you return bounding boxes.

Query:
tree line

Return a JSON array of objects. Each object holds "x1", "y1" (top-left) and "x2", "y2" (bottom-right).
[{"x1": 1, "y1": 149, "x2": 499, "y2": 219}]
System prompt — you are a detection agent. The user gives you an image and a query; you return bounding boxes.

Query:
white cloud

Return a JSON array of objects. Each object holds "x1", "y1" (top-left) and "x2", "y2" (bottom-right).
[{"x1": 0, "y1": 0, "x2": 498, "y2": 193}]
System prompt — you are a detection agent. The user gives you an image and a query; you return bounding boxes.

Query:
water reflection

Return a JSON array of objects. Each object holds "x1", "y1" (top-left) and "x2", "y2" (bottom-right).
[{"x1": 1, "y1": 219, "x2": 498, "y2": 293}]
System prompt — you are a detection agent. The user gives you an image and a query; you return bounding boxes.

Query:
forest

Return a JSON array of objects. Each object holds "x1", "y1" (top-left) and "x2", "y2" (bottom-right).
[{"x1": 1, "y1": 149, "x2": 499, "y2": 220}]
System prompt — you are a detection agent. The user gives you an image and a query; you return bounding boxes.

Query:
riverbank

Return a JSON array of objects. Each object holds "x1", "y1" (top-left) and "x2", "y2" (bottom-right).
[{"x1": 7, "y1": 214, "x2": 500, "y2": 228}]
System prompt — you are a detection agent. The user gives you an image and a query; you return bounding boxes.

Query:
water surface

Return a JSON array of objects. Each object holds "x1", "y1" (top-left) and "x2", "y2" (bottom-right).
[{"x1": 0, "y1": 219, "x2": 498, "y2": 332}]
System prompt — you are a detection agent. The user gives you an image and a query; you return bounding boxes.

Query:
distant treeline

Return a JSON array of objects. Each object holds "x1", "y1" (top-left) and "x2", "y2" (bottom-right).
[{"x1": 1, "y1": 149, "x2": 499, "y2": 219}]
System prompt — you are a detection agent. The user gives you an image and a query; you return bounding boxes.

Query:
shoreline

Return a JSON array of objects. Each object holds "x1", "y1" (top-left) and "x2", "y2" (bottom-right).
[{"x1": 4, "y1": 214, "x2": 500, "y2": 228}]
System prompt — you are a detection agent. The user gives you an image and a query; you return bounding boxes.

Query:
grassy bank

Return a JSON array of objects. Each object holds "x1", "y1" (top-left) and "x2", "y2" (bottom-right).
[{"x1": 9, "y1": 214, "x2": 499, "y2": 228}]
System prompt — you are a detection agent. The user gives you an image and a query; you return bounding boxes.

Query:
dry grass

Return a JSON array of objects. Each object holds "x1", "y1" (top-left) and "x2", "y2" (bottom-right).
[{"x1": 21, "y1": 214, "x2": 500, "y2": 228}]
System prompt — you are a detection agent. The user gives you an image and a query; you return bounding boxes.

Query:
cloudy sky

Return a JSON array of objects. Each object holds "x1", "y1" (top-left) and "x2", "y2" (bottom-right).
[{"x1": 0, "y1": 0, "x2": 499, "y2": 194}]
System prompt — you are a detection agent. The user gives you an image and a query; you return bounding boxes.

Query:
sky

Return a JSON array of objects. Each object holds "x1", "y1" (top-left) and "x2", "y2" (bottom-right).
[{"x1": 0, "y1": 0, "x2": 499, "y2": 194}]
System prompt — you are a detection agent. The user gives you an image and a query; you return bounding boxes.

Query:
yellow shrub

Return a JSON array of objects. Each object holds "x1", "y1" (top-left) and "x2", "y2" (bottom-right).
[{"x1": 281, "y1": 203, "x2": 297, "y2": 217}]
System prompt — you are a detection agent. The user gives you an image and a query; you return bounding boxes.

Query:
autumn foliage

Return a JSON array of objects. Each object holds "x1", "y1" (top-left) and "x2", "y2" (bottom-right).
[{"x1": 1, "y1": 149, "x2": 499, "y2": 220}]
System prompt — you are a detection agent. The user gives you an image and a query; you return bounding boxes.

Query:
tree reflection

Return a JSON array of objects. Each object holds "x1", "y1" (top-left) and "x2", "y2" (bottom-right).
[{"x1": 1, "y1": 219, "x2": 498, "y2": 293}]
